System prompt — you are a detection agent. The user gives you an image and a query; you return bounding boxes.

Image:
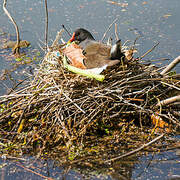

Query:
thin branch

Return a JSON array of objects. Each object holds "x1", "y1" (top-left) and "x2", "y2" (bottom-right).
[
  {"x1": 139, "y1": 42, "x2": 159, "y2": 60},
  {"x1": 3, "y1": 0, "x2": 20, "y2": 55},
  {"x1": 160, "y1": 56, "x2": 180, "y2": 75},
  {"x1": 105, "y1": 133, "x2": 165, "y2": 163},
  {"x1": 63, "y1": 92, "x2": 86, "y2": 114},
  {"x1": 101, "y1": 17, "x2": 119, "y2": 42},
  {"x1": 160, "y1": 81, "x2": 180, "y2": 91}
]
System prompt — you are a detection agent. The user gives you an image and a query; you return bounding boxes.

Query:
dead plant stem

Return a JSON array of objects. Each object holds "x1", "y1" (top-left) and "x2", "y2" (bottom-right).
[
  {"x1": 140, "y1": 42, "x2": 159, "y2": 60},
  {"x1": 160, "y1": 56, "x2": 180, "y2": 75},
  {"x1": 3, "y1": 0, "x2": 20, "y2": 55},
  {"x1": 101, "y1": 17, "x2": 119, "y2": 42}
]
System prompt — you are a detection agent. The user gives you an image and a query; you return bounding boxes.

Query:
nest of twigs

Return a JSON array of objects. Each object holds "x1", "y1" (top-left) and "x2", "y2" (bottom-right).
[{"x1": 0, "y1": 32, "x2": 180, "y2": 158}]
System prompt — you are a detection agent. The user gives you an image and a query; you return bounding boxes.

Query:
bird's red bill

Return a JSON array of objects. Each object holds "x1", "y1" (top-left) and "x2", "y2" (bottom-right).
[{"x1": 69, "y1": 32, "x2": 75, "y2": 42}]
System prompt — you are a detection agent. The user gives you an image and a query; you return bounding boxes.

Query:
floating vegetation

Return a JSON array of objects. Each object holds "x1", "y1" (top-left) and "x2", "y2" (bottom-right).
[{"x1": 0, "y1": 30, "x2": 180, "y2": 165}]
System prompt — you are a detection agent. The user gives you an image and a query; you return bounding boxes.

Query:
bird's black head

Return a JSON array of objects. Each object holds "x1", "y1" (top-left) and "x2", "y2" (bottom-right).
[{"x1": 70, "y1": 28, "x2": 95, "y2": 43}]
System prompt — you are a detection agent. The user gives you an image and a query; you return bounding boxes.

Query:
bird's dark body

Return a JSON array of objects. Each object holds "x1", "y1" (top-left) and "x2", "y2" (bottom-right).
[{"x1": 70, "y1": 28, "x2": 124, "y2": 68}]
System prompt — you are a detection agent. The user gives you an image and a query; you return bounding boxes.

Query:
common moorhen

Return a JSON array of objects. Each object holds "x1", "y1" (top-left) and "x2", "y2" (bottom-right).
[{"x1": 69, "y1": 28, "x2": 124, "y2": 69}]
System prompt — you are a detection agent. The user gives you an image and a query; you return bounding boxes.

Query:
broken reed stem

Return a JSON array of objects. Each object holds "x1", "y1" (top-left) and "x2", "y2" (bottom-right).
[
  {"x1": 132, "y1": 35, "x2": 140, "y2": 51},
  {"x1": 105, "y1": 133, "x2": 165, "y2": 163},
  {"x1": 114, "y1": 23, "x2": 119, "y2": 41},
  {"x1": 160, "y1": 55, "x2": 180, "y2": 75},
  {"x1": 51, "y1": 29, "x2": 64, "y2": 47},
  {"x1": 3, "y1": 0, "x2": 20, "y2": 54},
  {"x1": 156, "y1": 95, "x2": 180, "y2": 106},
  {"x1": 44, "y1": 0, "x2": 49, "y2": 50}
]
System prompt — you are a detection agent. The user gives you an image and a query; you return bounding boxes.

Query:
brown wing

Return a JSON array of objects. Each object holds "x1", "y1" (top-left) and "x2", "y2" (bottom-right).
[
  {"x1": 84, "y1": 42, "x2": 111, "y2": 57},
  {"x1": 83, "y1": 42, "x2": 120, "y2": 68},
  {"x1": 84, "y1": 54, "x2": 120, "y2": 68}
]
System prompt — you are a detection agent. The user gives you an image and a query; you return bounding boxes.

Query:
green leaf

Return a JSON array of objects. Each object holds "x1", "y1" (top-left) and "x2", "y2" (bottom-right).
[{"x1": 63, "y1": 55, "x2": 105, "y2": 82}]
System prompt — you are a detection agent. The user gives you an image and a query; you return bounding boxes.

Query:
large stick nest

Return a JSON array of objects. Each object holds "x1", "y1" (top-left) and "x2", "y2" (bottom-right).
[{"x1": 0, "y1": 38, "x2": 180, "y2": 156}]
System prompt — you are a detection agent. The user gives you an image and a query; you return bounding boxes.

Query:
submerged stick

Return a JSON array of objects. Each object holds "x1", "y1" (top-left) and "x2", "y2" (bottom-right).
[
  {"x1": 3, "y1": 0, "x2": 20, "y2": 55},
  {"x1": 105, "y1": 133, "x2": 165, "y2": 163},
  {"x1": 160, "y1": 56, "x2": 180, "y2": 75},
  {"x1": 15, "y1": 162, "x2": 53, "y2": 180}
]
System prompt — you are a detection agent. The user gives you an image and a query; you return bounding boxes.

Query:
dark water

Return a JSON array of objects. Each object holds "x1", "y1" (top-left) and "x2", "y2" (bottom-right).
[{"x1": 0, "y1": 0, "x2": 180, "y2": 179}]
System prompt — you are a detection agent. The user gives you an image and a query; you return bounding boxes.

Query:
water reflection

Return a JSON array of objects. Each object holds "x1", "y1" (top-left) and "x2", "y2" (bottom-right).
[{"x1": 1, "y1": 148, "x2": 180, "y2": 180}]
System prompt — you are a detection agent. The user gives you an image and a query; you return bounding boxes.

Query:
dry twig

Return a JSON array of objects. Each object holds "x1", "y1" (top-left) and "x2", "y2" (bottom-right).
[
  {"x1": 101, "y1": 17, "x2": 119, "y2": 42},
  {"x1": 3, "y1": 0, "x2": 20, "y2": 55},
  {"x1": 140, "y1": 42, "x2": 159, "y2": 60}
]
